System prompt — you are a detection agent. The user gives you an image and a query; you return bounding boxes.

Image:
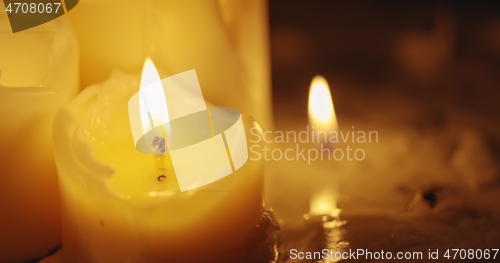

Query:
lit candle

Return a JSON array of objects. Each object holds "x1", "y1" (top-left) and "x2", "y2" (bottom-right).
[
  {"x1": 266, "y1": 75, "x2": 339, "y2": 220},
  {"x1": 68, "y1": 0, "x2": 273, "y2": 130},
  {"x1": 0, "y1": 13, "x2": 79, "y2": 262},
  {"x1": 306, "y1": 76, "x2": 342, "y2": 219},
  {"x1": 53, "y1": 60, "x2": 266, "y2": 262}
]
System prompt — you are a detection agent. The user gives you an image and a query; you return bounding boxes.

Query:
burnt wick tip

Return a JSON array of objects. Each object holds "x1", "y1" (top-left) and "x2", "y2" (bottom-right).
[{"x1": 157, "y1": 175, "x2": 166, "y2": 182}]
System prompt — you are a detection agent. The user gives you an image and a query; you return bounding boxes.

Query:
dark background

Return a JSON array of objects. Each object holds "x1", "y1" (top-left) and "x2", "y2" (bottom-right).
[
  {"x1": 268, "y1": 4, "x2": 500, "y2": 262},
  {"x1": 269, "y1": 0, "x2": 500, "y2": 128}
]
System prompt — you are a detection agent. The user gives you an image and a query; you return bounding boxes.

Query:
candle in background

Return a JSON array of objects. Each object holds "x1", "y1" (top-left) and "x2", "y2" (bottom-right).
[
  {"x1": 265, "y1": 76, "x2": 340, "y2": 220},
  {"x1": 67, "y1": 0, "x2": 273, "y2": 130},
  {"x1": 306, "y1": 76, "x2": 342, "y2": 219},
  {"x1": 53, "y1": 61, "x2": 266, "y2": 262},
  {"x1": 0, "y1": 11, "x2": 79, "y2": 263}
]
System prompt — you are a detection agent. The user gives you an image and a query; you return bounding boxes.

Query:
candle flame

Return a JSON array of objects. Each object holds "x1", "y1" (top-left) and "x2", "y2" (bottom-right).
[
  {"x1": 308, "y1": 75, "x2": 337, "y2": 131},
  {"x1": 139, "y1": 58, "x2": 169, "y2": 132},
  {"x1": 309, "y1": 191, "x2": 341, "y2": 218}
]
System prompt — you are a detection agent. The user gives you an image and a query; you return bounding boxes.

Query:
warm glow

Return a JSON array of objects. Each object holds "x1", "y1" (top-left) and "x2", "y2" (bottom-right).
[
  {"x1": 308, "y1": 75, "x2": 338, "y2": 132},
  {"x1": 139, "y1": 58, "x2": 169, "y2": 132},
  {"x1": 309, "y1": 191, "x2": 341, "y2": 218}
]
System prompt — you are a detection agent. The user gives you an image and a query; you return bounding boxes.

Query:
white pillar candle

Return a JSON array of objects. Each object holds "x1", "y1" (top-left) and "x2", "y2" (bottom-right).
[
  {"x1": 0, "y1": 11, "x2": 79, "y2": 263},
  {"x1": 53, "y1": 65, "x2": 265, "y2": 262}
]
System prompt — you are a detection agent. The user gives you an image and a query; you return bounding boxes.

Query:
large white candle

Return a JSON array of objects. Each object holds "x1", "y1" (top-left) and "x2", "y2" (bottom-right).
[
  {"x1": 0, "y1": 11, "x2": 79, "y2": 263},
  {"x1": 53, "y1": 64, "x2": 266, "y2": 262}
]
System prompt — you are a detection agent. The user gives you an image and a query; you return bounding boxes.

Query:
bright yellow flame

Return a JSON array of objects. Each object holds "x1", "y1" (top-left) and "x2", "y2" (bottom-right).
[
  {"x1": 308, "y1": 75, "x2": 338, "y2": 132},
  {"x1": 139, "y1": 58, "x2": 169, "y2": 132},
  {"x1": 309, "y1": 191, "x2": 341, "y2": 218}
]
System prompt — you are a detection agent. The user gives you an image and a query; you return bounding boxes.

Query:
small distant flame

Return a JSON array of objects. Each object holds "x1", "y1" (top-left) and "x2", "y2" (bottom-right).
[
  {"x1": 308, "y1": 75, "x2": 338, "y2": 132},
  {"x1": 309, "y1": 191, "x2": 341, "y2": 218}
]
